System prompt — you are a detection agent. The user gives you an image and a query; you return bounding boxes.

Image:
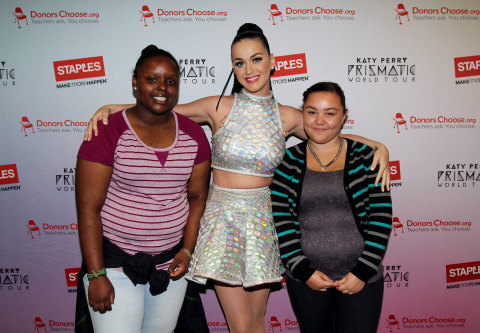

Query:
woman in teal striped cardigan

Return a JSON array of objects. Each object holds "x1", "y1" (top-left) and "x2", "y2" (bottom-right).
[{"x1": 271, "y1": 82, "x2": 392, "y2": 333}]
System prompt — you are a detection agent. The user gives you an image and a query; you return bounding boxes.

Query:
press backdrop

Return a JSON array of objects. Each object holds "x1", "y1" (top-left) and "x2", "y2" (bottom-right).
[{"x1": 1, "y1": 0, "x2": 479, "y2": 332}]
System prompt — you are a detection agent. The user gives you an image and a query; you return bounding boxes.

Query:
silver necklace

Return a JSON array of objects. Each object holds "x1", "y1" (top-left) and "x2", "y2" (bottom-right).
[{"x1": 307, "y1": 137, "x2": 344, "y2": 171}]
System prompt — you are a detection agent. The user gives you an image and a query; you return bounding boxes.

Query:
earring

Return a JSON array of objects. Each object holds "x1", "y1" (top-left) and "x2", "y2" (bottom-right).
[{"x1": 134, "y1": 87, "x2": 137, "y2": 90}]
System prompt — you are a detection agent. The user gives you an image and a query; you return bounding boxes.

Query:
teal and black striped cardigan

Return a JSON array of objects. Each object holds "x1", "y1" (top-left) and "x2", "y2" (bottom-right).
[{"x1": 270, "y1": 139, "x2": 392, "y2": 283}]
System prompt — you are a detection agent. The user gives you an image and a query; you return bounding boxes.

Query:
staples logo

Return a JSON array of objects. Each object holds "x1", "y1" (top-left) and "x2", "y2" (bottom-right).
[
  {"x1": 454, "y1": 55, "x2": 480, "y2": 78},
  {"x1": 446, "y1": 261, "x2": 480, "y2": 283},
  {"x1": 65, "y1": 267, "x2": 81, "y2": 287},
  {"x1": 272, "y1": 53, "x2": 307, "y2": 78},
  {"x1": 389, "y1": 161, "x2": 401, "y2": 181},
  {"x1": 53, "y1": 56, "x2": 105, "y2": 82},
  {"x1": 0, "y1": 164, "x2": 19, "y2": 185}
]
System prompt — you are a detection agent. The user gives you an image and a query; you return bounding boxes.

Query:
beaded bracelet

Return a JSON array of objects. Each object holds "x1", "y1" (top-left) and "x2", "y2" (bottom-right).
[
  {"x1": 181, "y1": 248, "x2": 192, "y2": 259},
  {"x1": 87, "y1": 268, "x2": 107, "y2": 280}
]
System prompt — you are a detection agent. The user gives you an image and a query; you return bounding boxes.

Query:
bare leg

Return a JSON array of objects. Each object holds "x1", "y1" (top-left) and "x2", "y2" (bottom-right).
[{"x1": 214, "y1": 283, "x2": 270, "y2": 333}]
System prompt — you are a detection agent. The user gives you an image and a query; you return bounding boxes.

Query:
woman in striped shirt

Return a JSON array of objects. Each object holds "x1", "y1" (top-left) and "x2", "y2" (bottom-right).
[
  {"x1": 271, "y1": 82, "x2": 392, "y2": 333},
  {"x1": 75, "y1": 45, "x2": 211, "y2": 332}
]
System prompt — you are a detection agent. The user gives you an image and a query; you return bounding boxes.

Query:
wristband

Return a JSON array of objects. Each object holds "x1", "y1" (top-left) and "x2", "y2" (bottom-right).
[
  {"x1": 87, "y1": 268, "x2": 107, "y2": 280},
  {"x1": 181, "y1": 248, "x2": 192, "y2": 259}
]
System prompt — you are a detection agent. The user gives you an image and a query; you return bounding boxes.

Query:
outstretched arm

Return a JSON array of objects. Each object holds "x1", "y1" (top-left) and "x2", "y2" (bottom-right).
[
  {"x1": 84, "y1": 96, "x2": 219, "y2": 141},
  {"x1": 278, "y1": 104, "x2": 390, "y2": 191}
]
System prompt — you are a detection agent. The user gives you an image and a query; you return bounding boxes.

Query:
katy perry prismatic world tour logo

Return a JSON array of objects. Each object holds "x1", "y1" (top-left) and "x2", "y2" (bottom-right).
[
  {"x1": 1, "y1": 61, "x2": 16, "y2": 87},
  {"x1": 347, "y1": 57, "x2": 415, "y2": 84}
]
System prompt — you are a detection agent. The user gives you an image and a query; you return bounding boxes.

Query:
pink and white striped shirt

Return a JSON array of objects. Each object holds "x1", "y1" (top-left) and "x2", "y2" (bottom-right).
[{"x1": 78, "y1": 110, "x2": 210, "y2": 267}]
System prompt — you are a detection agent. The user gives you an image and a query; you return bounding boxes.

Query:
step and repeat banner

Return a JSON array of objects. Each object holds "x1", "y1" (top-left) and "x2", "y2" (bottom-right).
[{"x1": 1, "y1": 0, "x2": 479, "y2": 332}]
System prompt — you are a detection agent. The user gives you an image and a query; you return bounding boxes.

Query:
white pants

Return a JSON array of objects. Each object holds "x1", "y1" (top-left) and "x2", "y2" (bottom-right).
[{"x1": 83, "y1": 268, "x2": 187, "y2": 333}]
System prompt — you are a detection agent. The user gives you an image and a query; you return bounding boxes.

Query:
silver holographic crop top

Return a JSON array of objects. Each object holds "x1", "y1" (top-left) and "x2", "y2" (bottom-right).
[{"x1": 211, "y1": 89, "x2": 285, "y2": 177}]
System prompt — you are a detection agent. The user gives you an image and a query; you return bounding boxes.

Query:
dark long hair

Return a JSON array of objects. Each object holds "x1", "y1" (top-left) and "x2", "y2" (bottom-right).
[{"x1": 216, "y1": 23, "x2": 272, "y2": 110}]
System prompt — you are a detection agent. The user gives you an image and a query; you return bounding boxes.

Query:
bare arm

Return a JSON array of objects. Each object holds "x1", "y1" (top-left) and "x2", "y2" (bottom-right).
[
  {"x1": 168, "y1": 160, "x2": 211, "y2": 279},
  {"x1": 84, "y1": 97, "x2": 219, "y2": 141},
  {"x1": 76, "y1": 158, "x2": 114, "y2": 313},
  {"x1": 278, "y1": 104, "x2": 390, "y2": 190},
  {"x1": 278, "y1": 104, "x2": 307, "y2": 140}
]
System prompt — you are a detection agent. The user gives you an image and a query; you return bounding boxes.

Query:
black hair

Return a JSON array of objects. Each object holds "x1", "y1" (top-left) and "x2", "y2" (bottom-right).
[
  {"x1": 216, "y1": 23, "x2": 272, "y2": 110},
  {"x1": 230, "y1": 23, "x2": 271, "y2": 94},
  {"x1": 133, "y1": 45, "x2": 180, "y2": 78},
  {"x1": 303, "y1": 82, "x2": 347, "y2": 111}
]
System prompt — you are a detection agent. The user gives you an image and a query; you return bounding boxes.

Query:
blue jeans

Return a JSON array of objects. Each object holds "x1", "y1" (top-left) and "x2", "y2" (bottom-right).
[
  {"x1": 83, "y1": 268, "x2": 187, "y2": 333},
  {"x1": 286, "y1": 275, "x2": 384, "y2": 333}
]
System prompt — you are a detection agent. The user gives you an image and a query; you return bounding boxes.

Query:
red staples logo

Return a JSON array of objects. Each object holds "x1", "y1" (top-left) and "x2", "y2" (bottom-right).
[
  {"x1": 65, "y1": 267, "x2": 81, "y2": 287},
  {"x1": 272, "y1": 53, "x2": 307, "y2": 77},
  {"x1": 53, "y1": 56, "x2": 105, "y2": 82},
  {"x1": 0, "y1": 164, "x2": 19, "y2": 185},
  {"x1": 446, "y1": 261, "x2": 480, "y2": 283},
  {"x1": 454, "y1": 55, "x2": 480, "y2": 78},
  {"x1": 389, "y1": 161, "x2": 401, "y2": 181}
]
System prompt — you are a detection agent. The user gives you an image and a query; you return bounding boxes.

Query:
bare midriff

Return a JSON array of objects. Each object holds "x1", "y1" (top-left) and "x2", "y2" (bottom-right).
[{"x1": 212, "y1": 169, "x2": 273, "y2": 189}]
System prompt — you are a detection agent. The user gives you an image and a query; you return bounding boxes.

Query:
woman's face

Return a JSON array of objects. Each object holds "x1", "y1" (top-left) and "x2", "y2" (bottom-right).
[
  {"x1": 231, "y1": 38, "x2": 274, "y2": 96},
  {"x1": 303, "y1": 91, "x2": 347, "y2": 145},
  {"x1": 133, "y1": 55, "x2": 179, "y2": 116}
]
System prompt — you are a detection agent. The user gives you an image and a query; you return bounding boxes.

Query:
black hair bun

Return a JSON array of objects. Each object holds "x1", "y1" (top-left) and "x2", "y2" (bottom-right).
[
  {"x1": 236, "y1": 23, "x2": 263, "y2": 36},
  {"x1": 141, "y1": 45, "x2": 159, "y2": 56}
]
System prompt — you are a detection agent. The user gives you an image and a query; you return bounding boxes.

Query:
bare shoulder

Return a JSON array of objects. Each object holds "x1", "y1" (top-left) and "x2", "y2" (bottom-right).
[{"x1": 175, "y1": 95, "x2": 220, "y2": 125}]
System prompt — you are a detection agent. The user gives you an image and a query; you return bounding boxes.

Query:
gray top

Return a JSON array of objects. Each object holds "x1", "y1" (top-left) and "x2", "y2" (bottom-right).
[{"x1": 295, "y1": 168, "x2": 382, "y2": 283}]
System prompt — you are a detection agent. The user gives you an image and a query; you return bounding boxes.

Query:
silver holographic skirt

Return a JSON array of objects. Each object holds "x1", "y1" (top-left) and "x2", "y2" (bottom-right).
[{"x1": 186, "y1": 184, "x2": 283, "y2": 287}]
